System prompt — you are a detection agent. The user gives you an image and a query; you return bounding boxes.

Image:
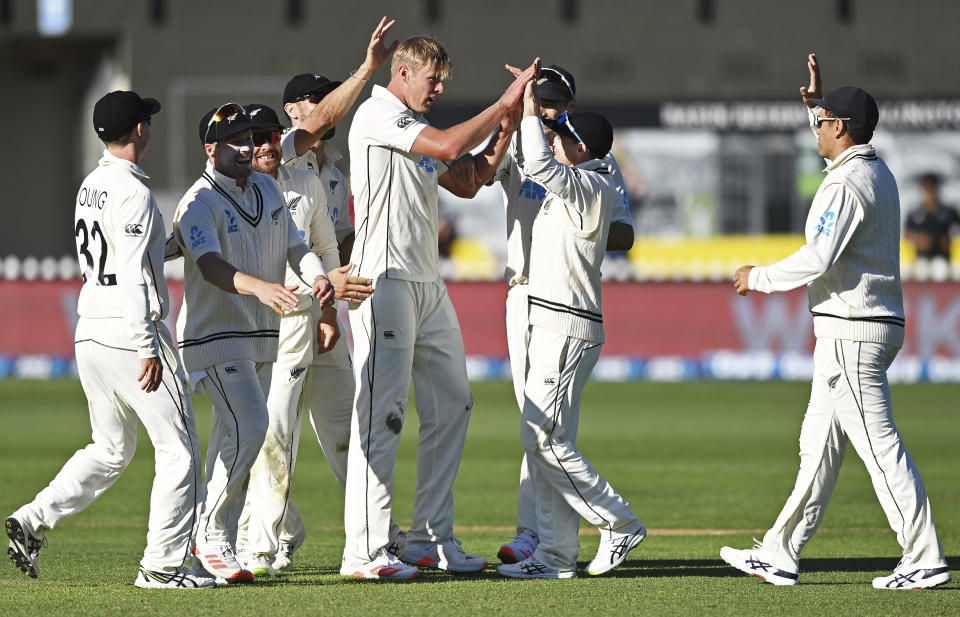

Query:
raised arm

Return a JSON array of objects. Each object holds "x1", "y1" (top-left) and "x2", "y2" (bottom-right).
[
  {"x1": 439, "y1": 106, "x2": 522, "y2": 198},
  {"x1": 291, "y1": 17, "x2": 398, "y2": 156},
  {"x1": 411, "y1": 59, "x2": 536, "y2": 162}
]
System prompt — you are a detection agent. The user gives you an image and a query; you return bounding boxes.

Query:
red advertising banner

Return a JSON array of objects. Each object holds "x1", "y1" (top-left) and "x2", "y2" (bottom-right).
[{"x1": 2, "y1": 280, "x2": 959, "y2": 360}]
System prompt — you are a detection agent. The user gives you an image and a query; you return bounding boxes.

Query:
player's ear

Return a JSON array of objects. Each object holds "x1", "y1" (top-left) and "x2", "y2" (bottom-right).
[
  {"x1": 204, "y1": 142, "x2": 216, "y2": 157},
  {"x1": 283, "y1": 102, "x2": 297, "y2": 122},
  {"x1": 398, "y1": 64, "x2": 408, "y2": 80}
]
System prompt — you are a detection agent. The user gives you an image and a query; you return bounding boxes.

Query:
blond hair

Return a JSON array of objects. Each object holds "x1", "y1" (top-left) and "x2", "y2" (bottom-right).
[{"x1": 391, "y1": 36, "x2": 452, "y2": 80}]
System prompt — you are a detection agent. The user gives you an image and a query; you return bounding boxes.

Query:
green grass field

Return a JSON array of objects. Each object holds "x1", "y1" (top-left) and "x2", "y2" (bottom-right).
[{"x1": 0, "y1": 379, "x2": 957, "y2": 616}]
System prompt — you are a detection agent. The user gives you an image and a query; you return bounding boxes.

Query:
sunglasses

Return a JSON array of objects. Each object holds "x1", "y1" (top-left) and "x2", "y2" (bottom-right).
[
  {"x1": 204, "y1": 102, "x2": 249, "y2": 143},
  {"x1": 252, "y1": 130, "x2": 282, "y2": 146},
  {"x1": 539, "y1": 68, "x2": 575, "y2": 99},
  {"x1": 557, "y1": 111, "x2": 587, "y2": 146},
  {"x1": 813, "y1": 114, "x2": 851, "y2": 128},
  {"x1": 292, "y1": 92, "x2": 326, "y2": 104}
]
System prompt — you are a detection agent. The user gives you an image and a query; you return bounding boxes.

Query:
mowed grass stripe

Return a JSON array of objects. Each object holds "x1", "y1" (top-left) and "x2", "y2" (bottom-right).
[{"x1": 1, "y1": 379, "x2": 957, "y2": 617}]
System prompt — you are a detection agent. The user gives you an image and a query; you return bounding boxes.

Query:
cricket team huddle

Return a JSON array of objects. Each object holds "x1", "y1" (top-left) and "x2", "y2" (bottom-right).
[{"x1": 5, "y1": 16, "x2": 953, "y2": 590}]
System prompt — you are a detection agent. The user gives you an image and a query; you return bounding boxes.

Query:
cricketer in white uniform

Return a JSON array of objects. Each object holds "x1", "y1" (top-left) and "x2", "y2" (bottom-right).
[
  {"x1": 174, "y1": 102, "x2": 333, "y2": 584},
  {"x1": 488, "y1": 64, "x2": 635, "y2": 564},
  {"x1": 340, "y1": 36, "x2": 536, "y2": 580},
  {"x1": 722, "y1": 59, "x2": 950, "y2": 590},
  {"x1": 497, "y1": 86, "x2": 645, "y2": 579},
  {"x1": 280, "y1": 72, "x2": 356, "y2": 265},
  {"x1": 5, "y1": 91, "x2": 213, "y2": 590},
  {"x1": 236, "y1": 103, "x2": 372, "y2": 577}
]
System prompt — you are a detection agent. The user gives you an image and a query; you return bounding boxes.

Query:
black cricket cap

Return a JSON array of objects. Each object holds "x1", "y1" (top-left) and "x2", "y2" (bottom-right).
[
  {"x1": 810, "y1": 86, "x2": 879, "y2": 133},
  {"x1": 93, "y1": 91, "x2": 160, "y2": 141},
  {"x1": 534, "y1": 65, "x2": 576, "y2": 102},
  {"x1": 283, "y1": 73, "x2": 342, "y2": 105},
  {"x1": 198, "y1": 102, "x2": 254, "y2": 144},
  {"x1": 244, "y1": 103, "x2": 284, "y2": 131},
  {"x1": 544, "y1": 111, "x2": 614, "y2": 160}
]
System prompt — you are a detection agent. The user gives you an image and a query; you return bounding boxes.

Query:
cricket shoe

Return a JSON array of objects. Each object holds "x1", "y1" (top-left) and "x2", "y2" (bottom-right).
[
  {"x1": 720, "y1": 542, "x2": 799, "y2": 586},
  {"x1": 6, "y1": 516, "x2": 45, "y2": 579},
  {"x1": 272, "y1": 541, "x2": 302, "y2": 573},
  {"x1": 872, "y1": 565, "x2": 951, "y2": 590},
  {"x1": 587, "y1": 523, "x2": 646, "y2": 576},
  {"x1": 340, "y1": 548, "x2": 420, "y2": 580},
  {"x1": 498, "y1": 556, "x2": 575, "y2": 580},
  {"x1": 400, "y1": 536, "x2": 487, "y2": 573},
  {"x1": 498, "y1": 530, "x2": 538, "y2": 564},
  {"x1": 385, "y1": 530, "x2": 407, "y2": 558},
  {"x1": 241, "y1": 553, "x2": 276, "y2": 578},
  {"x1": 134, "y1": 567, "x2": 217, "y2": 589},
  {"x1": 192, "y1": 545, "x2": 254, "y2": 584}
]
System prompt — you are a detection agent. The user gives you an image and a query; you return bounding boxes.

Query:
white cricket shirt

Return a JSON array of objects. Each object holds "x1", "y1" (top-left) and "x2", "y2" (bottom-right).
[
  {"x1": 347, "y1": 85, "x2": 449, "y2": 282},
  {"x1": 281, "y1": 131, "x2": 354, "y2": 244},
  {"x1": 74, "y1": 150, "x2": 170, "y2": 359}
]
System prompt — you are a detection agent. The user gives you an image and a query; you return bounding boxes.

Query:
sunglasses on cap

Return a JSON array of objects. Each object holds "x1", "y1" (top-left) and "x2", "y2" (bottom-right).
[
  {"x1": 813, "y1": 114, "x2": 852, "y2": 129},
  {"x1": 291, "y1": 92, "x2": 327, "y2": 105},
  {"x1": 204, "y1": 102, "x2": 250, "y2": 143},
  {"x1": 252, "y1": 130, "x2": 282, "y2": 146},
  {"x1": 557, "y1": 111, "x2": 587, "y2": 146},
  {"x1": 539, "y1": 68, "x2": 575, "y2": 99}
]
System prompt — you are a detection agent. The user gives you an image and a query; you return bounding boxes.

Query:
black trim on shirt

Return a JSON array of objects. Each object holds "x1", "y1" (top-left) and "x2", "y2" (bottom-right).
[
  {"x1": 178, "y1": 329, "x2": 280, "y2": 349},
  {"x1": 810, "y1": 311, "x2": 905, "y2": 328},
  {"x1": 528, "y1": 295, "x2": 603, "y2": 324},
  {"x1": 203, "y1": 172, "x2": 263, "y2": 227}
]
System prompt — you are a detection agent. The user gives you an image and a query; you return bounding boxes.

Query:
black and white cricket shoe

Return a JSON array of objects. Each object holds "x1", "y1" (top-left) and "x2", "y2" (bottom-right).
[
  {"x1": 720, "y1": 543, "x2": 799, "y2": 586},
  {"x1": 6, "y1": 516, "x2": 45, "y2": 579},
  {"x1": 498, "y1": 555, "x2": 575, "y2": 579},
  {"x1": 872, "y1": 565, "x2": 951, "y2": 590},
  {"x1": 587, "y1": 522, "x2": 646, "y2": 576},
  {"x1": 134, "y1": 567, "x2": 217, "y2": 589}
]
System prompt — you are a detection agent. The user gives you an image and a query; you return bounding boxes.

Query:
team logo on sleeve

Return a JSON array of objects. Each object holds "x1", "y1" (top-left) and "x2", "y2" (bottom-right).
[
  {"x1": 417, "y1": 156, "x2": 437, "y2": 173},
  {"x1": 190, "y1": 226, "x2": 206, "y2": 249},
  {"x1": 816, "y1": 211, "x2": 835, "y2": 237},
  {"x1": 123, "y1": 223, "x2": 144, "y2": 236},
  {"x1": 329, "y1": 179, "x2": 339, "y2": 192},
  {"x1": 397, "y1": 116, "x2": 414, "y2": 129},
  {"x1": 519, "y1": 180, "x2": 547, "y2": 201},
  {"x1": 287, "y1": 196, "x2": 302, "y2": 212}
]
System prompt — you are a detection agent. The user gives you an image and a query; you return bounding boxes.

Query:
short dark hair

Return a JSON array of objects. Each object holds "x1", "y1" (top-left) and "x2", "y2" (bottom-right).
[
  {"x1": 102, "y1": 126, "x2": 138, "y2": 147},
  {"x1": 845, "y1": 120, "x2": 873, "y2": 145}
]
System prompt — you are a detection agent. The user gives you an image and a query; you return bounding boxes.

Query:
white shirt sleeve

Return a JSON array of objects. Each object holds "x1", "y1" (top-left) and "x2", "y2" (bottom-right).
[
  {"x1": 176, "y1": 199, "x2": 222, "y2": 262},
  {"x1": 107, "y1": 186, "x2": 161, "y2": 359},
  {"x1": 280, "y1": 127, "x2": 299, "y2": 164},
  {"x1": 605, "y1": 154, "x2": 634, "y2": 226},
  {"x1": 328, "y1": 167, "x2": 354, "y2": 244},
  {"x1": 305, "y1": 175, "x2": 341, "y2": 272},
  {"x1": 749, "y1": 183, "x2": 864, "y2": 293},
  {"x1": 366, "y1": 105, "x2": 428, "y2": 153},
  {"x1": 518, "y1": 116, "x2": 598, "y2": 215}
]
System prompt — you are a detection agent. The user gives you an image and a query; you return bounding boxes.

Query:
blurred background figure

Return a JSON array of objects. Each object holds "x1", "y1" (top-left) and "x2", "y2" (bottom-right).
[{"x1": 905, "y1": 173, "x2": 959, "y2": 280}]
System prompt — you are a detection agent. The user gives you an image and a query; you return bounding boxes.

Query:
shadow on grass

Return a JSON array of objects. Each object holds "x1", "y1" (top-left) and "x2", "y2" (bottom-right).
[
  {"x1": 251, "y1": 556, "x2": 959, "y2": 586},
  {"x1": 592, "y1": 555, "x2": 960, "y2": 580}
]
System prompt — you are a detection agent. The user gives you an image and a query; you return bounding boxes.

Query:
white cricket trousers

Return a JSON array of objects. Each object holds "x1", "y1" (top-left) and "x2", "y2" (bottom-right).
[
  {"x1": 195, "y1": 359, "x2": 271, "y2": 549},
  {"x1": 344, "y1": 278, "x2": 473, "y2": 562},
  {"x1": 505, "y1": 283, "x2": 539, "y2": 535},
  {"x1": 14, "y1": 318, "x2": 201, "y2": 572},
  {"x1": 762, "y1": 338, "x2": 947, "y2": 572},
  {"x1": 522, "y1": 326, "x2": 640, "y2": 570},
  {"x1": 241, "y1": 303, "x2": 353, "y2": 556}
]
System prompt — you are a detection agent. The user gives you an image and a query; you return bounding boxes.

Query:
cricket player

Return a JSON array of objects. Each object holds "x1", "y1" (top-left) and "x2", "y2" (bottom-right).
[
  {"x1": 281, "y1": 73, "x2": 355, "y2": 266},
  {"x1": 497, "y1": 80, "x2": 645, "y2": 580},
  {"x1": 340, "y1": 35, "x2": 536, "y2": 580},
  {"x1": 721, "y1": 54, "x2": 951, "y2": 590},
  {"x1": 236, "y1": 103, "x2": 372, "y2": 576},
  {"x1": 489, "y1": 63, "x2": 635, "y2": 564},
  {"x1": 5, "y1": 91, "x2": 213, "y2": 589},
  {"x1": 174, "y1": 102, "x2": 334, "y2": 584}
]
